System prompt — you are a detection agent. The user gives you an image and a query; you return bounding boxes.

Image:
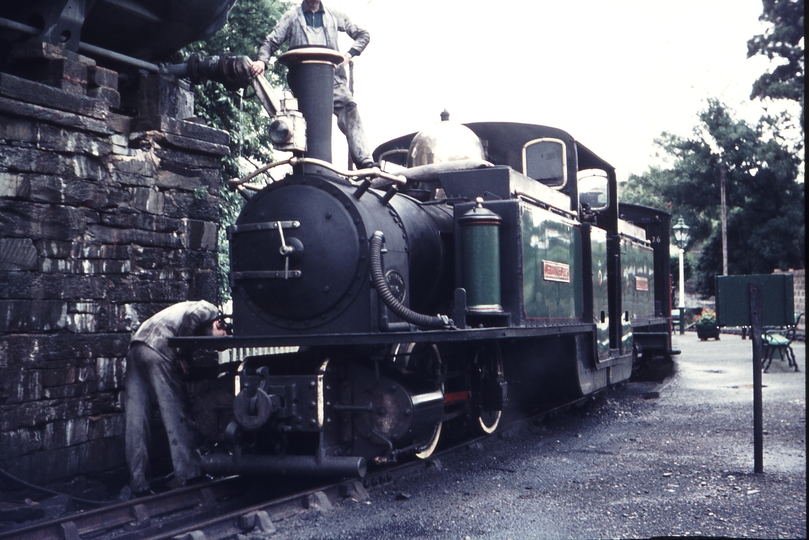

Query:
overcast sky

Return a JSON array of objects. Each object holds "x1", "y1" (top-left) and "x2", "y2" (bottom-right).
[{"x1": 311, "y1": 0, "x2": 787, "y2": 181}]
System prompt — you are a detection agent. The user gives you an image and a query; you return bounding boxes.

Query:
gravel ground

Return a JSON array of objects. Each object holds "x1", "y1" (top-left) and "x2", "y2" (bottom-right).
[{"x1": 267, "y1": 334, "x2": 806, "y2": 539}]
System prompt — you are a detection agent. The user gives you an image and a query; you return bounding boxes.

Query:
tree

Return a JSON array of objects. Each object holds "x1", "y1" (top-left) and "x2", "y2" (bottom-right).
[
  {"x1": 621, "y1": 100, "x2": 804, "y2": 297},
  {"x1": 181, "y1": 0, "x2": 289, "y2": 302},
  {"x1": 747, "y1": 0, "x2": 805, "y2": 131}
]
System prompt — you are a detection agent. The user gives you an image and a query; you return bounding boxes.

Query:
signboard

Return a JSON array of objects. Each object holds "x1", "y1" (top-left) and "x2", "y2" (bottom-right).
[{"x1": 715, "y1": 274, "x2": 794, "y2": 327}]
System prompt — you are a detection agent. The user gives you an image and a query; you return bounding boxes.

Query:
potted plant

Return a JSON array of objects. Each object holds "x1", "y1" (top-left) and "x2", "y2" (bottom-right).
[{"x1": 694, "y1": 308, "x2": 720, "y2": 341}]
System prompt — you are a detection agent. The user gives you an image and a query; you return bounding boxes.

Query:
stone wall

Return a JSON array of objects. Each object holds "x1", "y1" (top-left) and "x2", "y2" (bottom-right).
[
  {"x1": 775, "y1": 268, "x2": 806, "y2": 339},
  {"x1": 792, "y1": 269, "x2": 805, "y2": 322},
  {"x1": 0, "y1": 45, "x2": 228, "y2": 484}
]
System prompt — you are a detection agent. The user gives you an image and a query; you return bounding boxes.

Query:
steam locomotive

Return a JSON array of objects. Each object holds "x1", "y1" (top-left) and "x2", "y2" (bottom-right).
[{"x1": 175, "y1": 48, "x2": 675, "y2": 479}]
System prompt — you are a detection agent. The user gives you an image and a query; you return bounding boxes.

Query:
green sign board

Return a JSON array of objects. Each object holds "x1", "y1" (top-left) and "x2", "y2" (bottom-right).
[{"x1": 715, "y1": 274, "x2": 794, "y2": 327}]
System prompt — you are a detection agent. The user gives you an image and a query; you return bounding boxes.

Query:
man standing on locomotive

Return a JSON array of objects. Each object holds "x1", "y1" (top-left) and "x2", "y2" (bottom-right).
[
  {"x1": 124, "y1": 300, "x2": 228, "y2": 495},
  {"x1": 249, "y1": 0, "x2": 375, "y2": 169}
]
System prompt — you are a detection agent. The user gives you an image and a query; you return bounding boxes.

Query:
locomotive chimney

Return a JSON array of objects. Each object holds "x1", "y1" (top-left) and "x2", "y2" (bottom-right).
[{"x1": 278, "y1": 47, "x2": 344, "y2": 163}]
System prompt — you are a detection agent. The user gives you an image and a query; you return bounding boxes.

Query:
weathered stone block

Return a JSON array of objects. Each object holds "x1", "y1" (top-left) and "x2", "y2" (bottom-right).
[
  {"x1": 0, "y1": 172, "x2": 31, "y2": 199},
  {"x1": 0, "y1": 73, "x2": 106, "y2": 118},
  {"x1": 0, "y1": 96, "x2": 112, "y2": 136},
  {"x1": 186, "y1": 249, "x2": 218, "y2": 271},
  {"x1": 0, "y1": 334, "x2": 129, "y2": 367},
  {"x1": 35, "y1": 239, "x2": 73, "y2": 259},
  {"x1": 96, "y1": 357, "x2": 125, "y2": 392},
  {"x1": 0, "y1": 299, "x2": 67, "y2": 333},
  {"x1": 88, "y1": 414, "x2": 124, "y2": 440},
  {"x1": 184, "y1": 219, "x2": 217, "y2": 250},
  {"x1": 0, "y1": 272, "x2": 112, "y2": 301},
  {"x1": 79, "y1": 436, "x2": 125, "y2": 474},
  {"x1": 111, "y1": 150, "x2": 158, "y2": 177},
  {"x1": 0, "y1": 428, "x2": 42, "y2": 459},
  {"x1": 0, "y1": 146, "x2": 107, "y2": 180},
  {"x1": 0, "y1": 368, "x2": 43, "y2": 403},
  {"x1": 20, "y1": 174, "x2": 126, "y2": 209},
  {"x1": 43, "y1": 417, "x2": 90, "y2": 449},
  {"x1": 160, "y1": 190, "x2": 195, "y2": 219},
  {"x1": 154, "y1": 165, "x2": 207, "y2": 191},
  {"x1": 132, "y1": 116, "x2": 229, "y2": 147},
  {"x1": 27, "y1": 445, "x2": 82, "y2": 484},
  {"x1": 87, "y1": 224, "x2": 184, "y2": 248},
  {"x1": 154, "y1": 145, "x2": 224, "y2": 169},
  {"x1": 0, "y1": 238, "x2": 38, "y2": 271},
  {"x1": 191, "y1": 270, "x2": 218, "y2": 301},
  {"x1": 42, "y1": 365, "x2": 77, "y2": 387},
  {"x1": 44, "y1": 382, "x2": 96, "y2": 399},
  {"x1": 150, "y1": 131, "x2": 230, "y2": 157},
  {"x1": 87, "y1": 65, "x2": 118, "y2": 90},
  {"x1": 136, "y1": 73, "x2": 194, "y2": 120},
  {"x1": 0, "y1": 454, "x2": 33, "y2": 484},
  {"x1": 195, "y1": 167, "x2": 221, "y2": 192},
  {"x1": 39, "y1": 258, "x2": 132, "y2": 275},
  {"x1": 37, "y1": 124, "x2": 112, "y2": 157},
  {"x1": 0, "y1": 117, "x2": 37, "y2": 143},
  {"x1": 0, "y1": 201, "x2": 89, "y2": 241},
  {"x1": 100, "y1": 210, "x2": 183, "y2": 233},
  {"x1": 115, "y1": 277, "x2": 190, "y2": 304},
  {"x1": 130, "y1": 245, "x2": 185, "y2": 269},
  {"x1": 88, "y1": 85, "x2": 121, "y2": 109},
  {"x1": 131, "y1": 186, "x2": 166, "y2": 214}
]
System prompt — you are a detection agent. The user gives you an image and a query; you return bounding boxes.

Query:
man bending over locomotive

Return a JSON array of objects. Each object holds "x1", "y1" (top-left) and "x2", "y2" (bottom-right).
[
  {"x1": 249, "y1": 0, "x2": 375, "y2": 169},
  {"x1": 124, "y1": 300, "x2": 228, "y2": 495}
]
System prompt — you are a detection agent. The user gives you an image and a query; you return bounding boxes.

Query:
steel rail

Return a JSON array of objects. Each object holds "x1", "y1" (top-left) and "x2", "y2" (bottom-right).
[{"x1": 0, "y1": 390, "x2": 606, "y2": 540}]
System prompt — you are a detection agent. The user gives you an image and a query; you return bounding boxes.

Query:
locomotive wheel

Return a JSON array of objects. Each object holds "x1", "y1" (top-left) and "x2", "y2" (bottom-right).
[
  {"x1": 473, "y1": 342, "x2": 504, "y2": 435},
  {"x1": 392, "y1": 342, "x2": 444, "y2": 459}
]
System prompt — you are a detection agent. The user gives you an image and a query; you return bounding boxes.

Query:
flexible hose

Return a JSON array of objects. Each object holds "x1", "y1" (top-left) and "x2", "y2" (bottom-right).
[
  {"x1": 0, "y1": 467, "x2": 108, "y2": 506},
  {"x1": 369, "y1": 231, "x2": 452, "y2": 329}
]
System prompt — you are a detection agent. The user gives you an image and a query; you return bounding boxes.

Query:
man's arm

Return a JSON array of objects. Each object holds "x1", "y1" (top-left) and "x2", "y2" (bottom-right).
[
  {"x1": 251, "y1": 10, "x2": 296, "y2": 76},
  {"x1": 337, "y1": 10, "x2": 370, "y2": 57}
]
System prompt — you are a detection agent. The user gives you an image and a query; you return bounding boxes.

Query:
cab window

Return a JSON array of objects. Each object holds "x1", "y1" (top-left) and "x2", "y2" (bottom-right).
[
  {"x1": 578, "y1": 169, "x2": 609, "y2": 210},
  {"x1": 522, "y1": 138, "x2": 567, "y2": 188}
]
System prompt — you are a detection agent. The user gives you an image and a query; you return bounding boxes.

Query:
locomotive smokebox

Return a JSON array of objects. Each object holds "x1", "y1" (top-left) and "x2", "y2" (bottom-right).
[{"x1": 278, "y1": 47, "x2": 344, "y2": 163}]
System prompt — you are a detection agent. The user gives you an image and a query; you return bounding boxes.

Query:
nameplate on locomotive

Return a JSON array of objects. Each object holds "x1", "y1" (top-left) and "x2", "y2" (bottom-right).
[{"x1": 542, "y1": 260, "x2": 570, "y2": 283}]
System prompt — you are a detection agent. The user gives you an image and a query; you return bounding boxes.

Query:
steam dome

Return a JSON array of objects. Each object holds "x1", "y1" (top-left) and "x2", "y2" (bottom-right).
[{"x1": 407, "y1": 111, "x2": 485, "y2": 168}]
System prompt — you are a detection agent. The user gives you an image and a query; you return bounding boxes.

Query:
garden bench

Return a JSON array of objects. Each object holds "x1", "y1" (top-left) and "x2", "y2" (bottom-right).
[{"x1": 762, "y1": 312, "x2": 803, "y2": 372}]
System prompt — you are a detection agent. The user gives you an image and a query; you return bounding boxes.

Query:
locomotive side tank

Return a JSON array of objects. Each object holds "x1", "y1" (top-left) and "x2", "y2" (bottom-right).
[{"x1": 173, "y1": 47, "x2": 675, "y2": 478}]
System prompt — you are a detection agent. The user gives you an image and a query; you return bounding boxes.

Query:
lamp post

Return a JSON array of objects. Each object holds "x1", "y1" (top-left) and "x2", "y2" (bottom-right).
[{"x1": 673, "y1": 217, "x2": 690, "y2": 335}]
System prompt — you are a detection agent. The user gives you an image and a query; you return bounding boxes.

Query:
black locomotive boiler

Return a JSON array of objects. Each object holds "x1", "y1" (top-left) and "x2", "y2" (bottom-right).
[{"x1": 176, "y1": 47, "x2": 676, "y2": 479}]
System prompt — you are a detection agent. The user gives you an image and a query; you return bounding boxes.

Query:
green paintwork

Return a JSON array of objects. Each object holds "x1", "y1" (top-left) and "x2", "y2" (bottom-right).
[
  {"x1": 521, "y1": 204, "x2": 583, "y2": 320},
  {"x1": 591, "y1": 227, "x2": 609, "y2": 358},
  {"x1": 620, "y1": 236, "x2": 655, "y2": 352},
  {"x1": 461, "y1": 222, "x2": 502, "y2": 310},
  {"x1": 715, "y1": 274, "x2": 794, "y2": 327}
]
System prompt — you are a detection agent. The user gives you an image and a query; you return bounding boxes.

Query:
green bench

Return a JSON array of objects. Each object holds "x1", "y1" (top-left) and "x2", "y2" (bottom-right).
[{"x1": 762, "y1": 312, "x2": 803, "y2": 372}]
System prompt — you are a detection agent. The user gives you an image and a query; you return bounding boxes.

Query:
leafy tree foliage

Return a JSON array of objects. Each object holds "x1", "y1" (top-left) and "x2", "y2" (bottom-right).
[
  {"x1": 181, "y1": 0, "x2": 289, "y2": 302},
  {"x1": 622, "y1": 100, "x2": 804, "y2": 297},
  {"x1": 747, "y1": 0, "x2": 804, "y2": 131}
]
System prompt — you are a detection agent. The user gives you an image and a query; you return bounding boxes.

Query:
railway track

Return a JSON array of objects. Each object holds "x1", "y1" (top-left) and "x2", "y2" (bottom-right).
[{"x1": 0, "y1": 395, "x2": 599, "y2": 540}]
